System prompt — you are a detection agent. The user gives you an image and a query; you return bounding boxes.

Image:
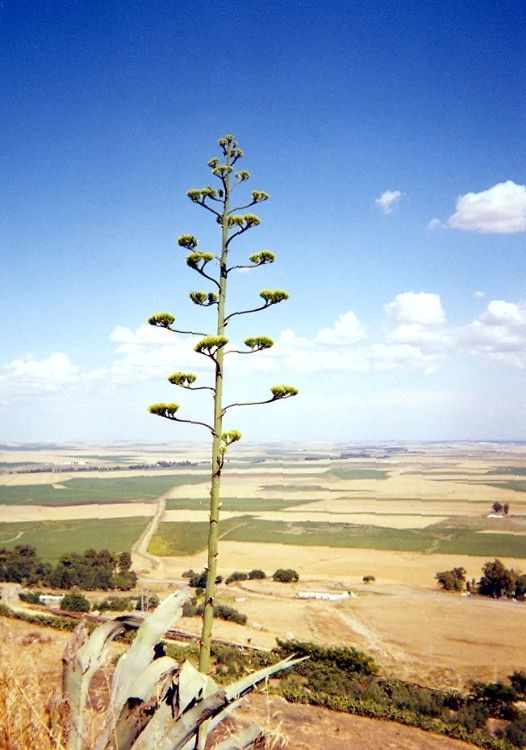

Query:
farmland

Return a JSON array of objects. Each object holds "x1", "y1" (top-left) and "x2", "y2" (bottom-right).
[{"x1": 1, "y1": 440, "x2": 526, "y2": 687}]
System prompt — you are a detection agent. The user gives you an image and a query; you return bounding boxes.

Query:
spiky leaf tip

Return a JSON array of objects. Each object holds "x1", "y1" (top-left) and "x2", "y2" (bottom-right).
[
  {"x1": 177, "y1": 234, "x2": 198, "y2": 250},
  {"x1": 221, "y1": 429, "x2": 242, "y2": 445},
  {"x1": 194, "y1": 335, "x2": 228, "y2": 354},
  {"x1": 148, "y1": 312, "x2": 175, "y2": 328},
  {"x1": 148, "y1": 402, "x2": 180, "y2": 417},
  {"x1": 167, "y1": 372, "x2": 197, "y2": 386},
  {"x1": 260, "y1": 289, "x2": 289, "y2": 304},
  {"x1": 244, "y1": 336, "x2": 274, "y2": 351},
  {"x1": 270, "y1": 385, "x2": 299, "y2": 399},
  {"x1": 251, "y1": 190, "x2": 269, "y2": 202},
  {"x1": 249, "y1": 250, "x2": 275, "y2": 265}
]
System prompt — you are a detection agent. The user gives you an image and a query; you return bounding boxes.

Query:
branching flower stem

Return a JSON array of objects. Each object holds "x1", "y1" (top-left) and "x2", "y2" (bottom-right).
[{"x1": 199, "y1": 153, "x2": 231, "y2": 678}]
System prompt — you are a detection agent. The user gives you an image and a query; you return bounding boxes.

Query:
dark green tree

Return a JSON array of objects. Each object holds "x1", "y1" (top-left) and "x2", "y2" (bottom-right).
[
  {"x1": 61, "y1": 588, "x2": 90, "y2": 613},
  {"x1": 148, "y1": 135, "x2": 298, "y2": 675},
  {"x1": 272, "y1": 568, "x2": 299, "y2": 583},
  {"x1": 435, "y1": 567, "x2": 466, "y2": 591},
  {"x1": 478, "y1": 559, "x2": 517, "y2": 598}
]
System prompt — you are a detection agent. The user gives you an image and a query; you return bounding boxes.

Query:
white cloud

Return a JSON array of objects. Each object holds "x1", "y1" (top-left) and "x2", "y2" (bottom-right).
[
  {"x1": 315, "y1": 311, "x2": 366, "y2": 345},
  {"x1": 447, "y1": 180, "x2": 526, "y2": 234},
  {"x1": 0, "y1": 353, "x2": 79, "y2": 395},
  {"x1": 459, "y1": 299, "x2": 526, "y2": 369},
  {"x1": 427, "y1": 218, "x2": 446, "y2": 230},
  {"x1": 384, "y1": 292, "x2": 446, "y2": 326},
  {"x1": 474, "y1": 290, "x2": 485, "y2": 299},
  {"x1": 87, "y1": 324, "x2": 204, "y2": 385},
  {"x1": 7, "y1": 294, "x2": 526, "y2": 407},
  {"x1": 375, "y1": 189, "x2": 404, "y2": 214}
]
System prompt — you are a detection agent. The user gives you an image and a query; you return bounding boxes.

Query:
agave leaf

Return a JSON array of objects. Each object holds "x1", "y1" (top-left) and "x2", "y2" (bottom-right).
[
  {"x1": 212, "y1": 722, "x2": 264, "y2": 750},
  {"x1": 142, "y1": 656, "x2": 304, "y2": 750},
  {"x1": 136, "y1": 688, "x2": 230, "y2": 750},
  {"x1": 110, "y1": 591, "x2": 188, "y2": 714},
  {"x1": 177, "y1": 660, "x2": 217, "y2": 717},
  {"x1": 132, "y1": 660, "x2": 217, "y2": 750},
  {"x1": 224, "y1": 655, "x2": 306, "y2": 702},
  {"x1": 63, "y1": 620, "x2": 126, "y2": 750},
  {"x1": 111, "y1": 657, "x2": 179, "y2": 750},
  {"x1": 95, "y1": 592, "x2": 188, "y2": 750}
]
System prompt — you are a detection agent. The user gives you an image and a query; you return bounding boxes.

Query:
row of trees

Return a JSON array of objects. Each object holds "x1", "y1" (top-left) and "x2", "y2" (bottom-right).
[
  {"x1": 0, "y1": 545, "x2": 137, "y2": 591},
  {"x1": 436, "y1": 559, "x2": 526, "y2": 599},
  {"x1": 184, "y1": 567, "x2": 299, "y2": 588}
]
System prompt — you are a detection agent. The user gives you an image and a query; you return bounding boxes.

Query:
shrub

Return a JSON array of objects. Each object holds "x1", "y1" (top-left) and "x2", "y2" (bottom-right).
[
  {"x1": 469, "y1": 680, "x2": 518, "y2": 719},
  {"x1": 195, "y1": 602, "x2": 247, "y2": 625},
  {"x1": 275, "y1": 639, "x2": 377, "y2": 676},
  {"x1": 362, "y1": 575, "x2": 375, "y2": 584},
  {"x1": 189, "y1": 570, "x2": 222, "y2": 588},
  {"x1": 97, "y1": 595, "x2": 136, "y2": 612},
  {"x1": 510, "y1": 671, "x2": 526, "y2": 699},
  {"x1": 272, "y1": 568, "x2": 299, "y2": 583},
  {"x1": 503, "y1": 715, "x2": 526, "y2": 747},
  {"x1": 453, "y1": 703, "x2": 489, "y2": 732},
  {"x1": 248, "y1": 569, "x2": 266, "y2": 579},
  {"x1": 225, "y1": 571, "x2": 248, "y2": 585},
  {"x1": 19, "y1": 590, "x2": 44, "y2": 604},
  {"x1": 61, "y1": 590, "x2": 90, "y2": 613}
]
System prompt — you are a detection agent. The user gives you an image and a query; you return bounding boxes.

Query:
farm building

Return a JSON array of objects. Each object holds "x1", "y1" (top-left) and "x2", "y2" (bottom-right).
[{"x1": 297, "y1": 591, "x2": 351, "y2": 601}]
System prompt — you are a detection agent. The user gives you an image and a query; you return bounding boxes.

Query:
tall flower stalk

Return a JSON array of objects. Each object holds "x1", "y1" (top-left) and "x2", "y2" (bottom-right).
[{"x1": 148, "y1": 134, "x2": 297, "y2": 675}]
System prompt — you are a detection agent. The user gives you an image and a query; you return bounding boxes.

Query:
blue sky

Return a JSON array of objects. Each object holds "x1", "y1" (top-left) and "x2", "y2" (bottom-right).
[{"x1": 1, "y1": 0, "x2": 525, "y2": 443}]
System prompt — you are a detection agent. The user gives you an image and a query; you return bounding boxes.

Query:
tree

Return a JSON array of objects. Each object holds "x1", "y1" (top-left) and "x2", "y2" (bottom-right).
[
  {"x1": 272, "y1": 568, "x2": 299, "y2": 583},
  {"x1": 515, "y1": 574, "x2": 526, "y2": 601},
  {"x1": 492, "y1": 501, "x2": 503, "y2": 514},
  {"x1": 509, "y1": 670, "x2": 526, "y2": 698},
  {"x1": 478, "y1": 559, "x2": 517, "y2": 598},
  {"x1": 61, "y1": 589, "x2": 90, "y2": 612},
  {"x1": 148, "y1": 134, "x2": 298, "y2": 676},
  {"x1": 248, "y1": 569, "x2": 266, "y2": 580},
  {"x1": 435, "y1": 567, "x2": 466, "y2": 592}
]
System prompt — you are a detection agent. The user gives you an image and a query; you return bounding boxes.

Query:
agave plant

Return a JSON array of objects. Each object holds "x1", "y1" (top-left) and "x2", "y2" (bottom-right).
[{"x1": 54, "y1": 592, "x2": 301, "y2": 750}]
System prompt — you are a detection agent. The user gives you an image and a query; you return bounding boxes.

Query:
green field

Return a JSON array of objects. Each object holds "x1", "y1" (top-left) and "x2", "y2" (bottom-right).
[
  {"x1": 165, "y1": 496, "x2": 317, "y2": 512},
  {"x1": 0, "y1": 473, "x2": 208, "y2": 505},
  {"x1": 148, "y1": 517, "x2": 250, "y2": 556},
  {"x1": 485, "y1": 467, "x2": 526, "y2": 476},
  {"x1": 324, "y1": 467, "x2": 390, "y2": 480},
  {"x1": 0, "y1": 517, "x2": 150, "y2": 563},
  {"x1": 480, "y1": 479, "x2": 526, "y2": 493},
  {"x1": 216, "y1": 519, "x2": 526, "y2": 557}
]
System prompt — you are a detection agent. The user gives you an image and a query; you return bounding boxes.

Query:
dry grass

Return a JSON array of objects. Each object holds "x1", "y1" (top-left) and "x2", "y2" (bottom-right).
[{"x1": 0, "y1": 619, "x2": 65, "y2": 749}]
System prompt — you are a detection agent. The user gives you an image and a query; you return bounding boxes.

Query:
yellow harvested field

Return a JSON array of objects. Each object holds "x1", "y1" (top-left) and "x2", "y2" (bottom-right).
[
  {"x1": 0, "y1": 502, "x2": 156, "y2": 522},
  {"x1": 478, "y1": 528, "x2": 526, "y2": 535},
  {"x1": 157, "y1": 542, "x2": 526, "y2": 588},
  {"x1": 293, "y1": 498, "x2": 490, "y2": 516},
  {"x1": 162, "y1": 508, "x2": 445, "y2": 528}
]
